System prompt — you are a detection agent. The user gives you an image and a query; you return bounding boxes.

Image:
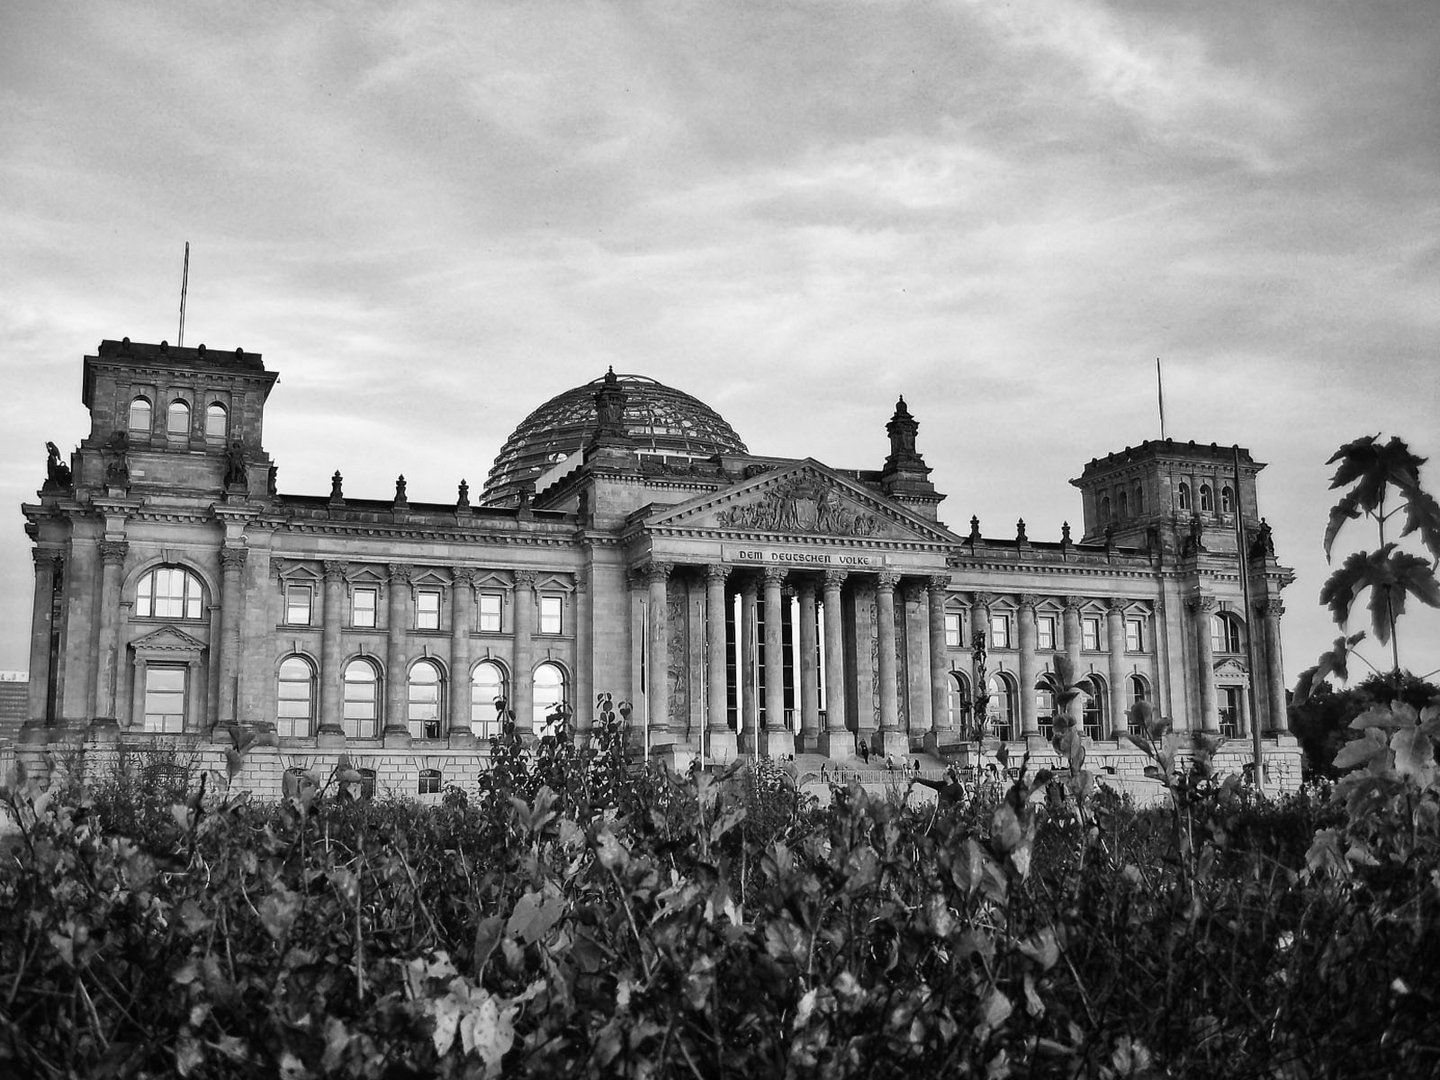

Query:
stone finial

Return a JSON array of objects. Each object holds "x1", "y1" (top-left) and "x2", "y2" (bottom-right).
[
  {"x1": 457, "y1": 478, "x2": 470, "y2": 509},
  {"x1": 592, "y1": 367, "x2": 629, "y2": 444},
  {"x1": 330, "y1": 470, "x2": 344, "y2": 502},
  {"x1": 1061, "y1": 521, "x2": 1072, "y2": 545},
  {"x1": 1016, "y1": 518, "x2": 1028, "y2": 543},
  {"x1": 394, "y1": 474, "x2": 408, "y2": 505},
  {"x1": 968, "y1": 515, "x2": 981, "y2": 543},
  {"x1": 884, "y1": 395, "x2": 921, "y2": 466}
]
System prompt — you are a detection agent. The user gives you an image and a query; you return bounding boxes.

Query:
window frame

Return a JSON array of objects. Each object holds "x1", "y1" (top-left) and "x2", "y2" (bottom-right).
[
  {"x1": 478, "y1": 591, "x2": 503, "y2": 634},
  {"x1": 204, "y1": 402, "x2": 228, "y2": 440},
  {"x1": 276, "y1": 655, "x2": 316, "y2": 737},
  {"x1": 471, "y1": 659, "x2": 507, "y2": 737},
  {"x1": 1199, "y1": 483, "x2": 1214, "y2": 512},
  {"x1": 532, "y1": 661, "x2": 568, "y2": 736},
  {"x1": 415, "y1": 587, "x2": 442, "y2": 631},
  {"x1": 284, "y1": 582, "x2": 314, "y2": 627},
  {"x1": 342, "y1": 657, "x2": 381, "y2": 738},
  {"x1": 944, "y1": 612, "x2": 962, "y2": 649},
  {"x1": 1177, "y1": 481, "x2": 1192, "y2": 511},
  {"x1": 1081, "y1": 616, "x2": 1101, "y2": 652},
  {"x1": 128, "y1": 396, "x2": 153, "y2": 433},
  {"x1": 350, "y1": 586, "x2": 378, "y2": 629},
  {"x1": 135, "y1": 566, "x2": 205, "y2": 621},
  {"x1": 1125, "y1": 617, "x2": 1145, "y2": 653},
  {"x1": 408, "y1": 659, "x2": 444, "y2": 739},
  {"x1": 1036, "y1": 615, "x2": 1056, "y2": 652},
  {"x1": 167, "y1": 399, "x2": 191, "y2": 437},
  {"x1": 538, "y1": 594, "x2": 563, "y2": 635},
  {"x1": 988, "y1": 613, "x2": 1011, "y2": 649},
  {"x1": 142, "y1": 663, "x2": 187, "y2": 732},
  {"x1": 417, "y1": 768, "x2": 442, "y2": 796}
]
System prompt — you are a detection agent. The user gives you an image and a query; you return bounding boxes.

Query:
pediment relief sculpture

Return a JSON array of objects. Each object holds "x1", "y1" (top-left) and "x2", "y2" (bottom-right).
[{"x1": 713, "y1": 475, "x2": 886, "y2": 537}]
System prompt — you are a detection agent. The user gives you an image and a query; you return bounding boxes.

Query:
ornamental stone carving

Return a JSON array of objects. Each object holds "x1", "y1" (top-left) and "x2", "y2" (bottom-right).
[
  {"x1": 1018, "y1": 593, "x2": 1039, "y2": 611},
  {"x1": 386, "y1": 563, "x2": 413, "y2": 586},
  {"x1": 822, "y1": 569, "x2": 848, "y2": 590},
  {"x1": 928, "y1": 574, "x2": 950, "y2": 592},
  {"x1": 876, "y1": 571, "x2": 900, "y2": 592},
  {"x1": 452, "y1": 567, "x2": 477, "y2": 588},
  {"x1": 513, "y1": 569, "x2": 538, "y2": 590},
  {"x1": 98, "y1": 540, "x2": 130, "y2": 565},
  {"x1": 761, "y1": 565, "x2": 787, "y2": 587},
  {"x1": 1187, "y1": 595, "x2": 1218, "y2": 615},
  {"x1": 1107, "y1": 597, "x2": 1128, "y2": 613},
  {"x1": 705, "y1": 564, "x2": 730, "y2": 585},
  {"x1": 322, "y1": 560, "x2": 348, "y2": 581},
  {"x1": 971, "y1": 591, "x2": 996, "y2": 610},
  {"x1": 219, "y1": 546, "x2": 248, "y2": 570},
  {"x1": 1064, "y1": 595, "x2": 1084, "y2": 612},
  {"x1": 714, "y1": 475, "x2": 884, "y2": 537}
]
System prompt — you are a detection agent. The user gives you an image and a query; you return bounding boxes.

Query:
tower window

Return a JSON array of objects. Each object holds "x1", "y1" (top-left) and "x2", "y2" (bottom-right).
[
  {"x1": 1199, "y1": 484, "x2": 1214, "y2": 512},
  {"x1": 205, "y1": 403, "x2": 228, "y2": 440},
  {"x1": 128, "y1": 396, "x2": 152, "y2": 432},
  {"x1": 136, "y1": 567, "x2": 205, "y2": 620},
  {"x1": 1177, "y1": 482, "x2": 1192, "y2": 512},
  {"x1": 167, "y1": 400, "x2": 191, "y2": 436},
  {"x1": 1221, "y1": 485, "x2": 1234, "y2": 514}
]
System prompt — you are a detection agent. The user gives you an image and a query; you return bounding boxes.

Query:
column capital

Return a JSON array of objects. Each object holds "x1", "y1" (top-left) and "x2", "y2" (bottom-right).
[
  {"x1": 513, "y1": 569, "x2": 538, "y2": 589},
  {"x1": 219, "y1": 545, "x2": 248, "y2": 570},
  {"x1": 761, "y1": 565, "x2": 787, "y2": 587},
  {"x1": 452, "y1": 567, "x2": 477, "y2": 588},
  {"x1": 705, "y1": 563, "x2": 731, "y2": 585},
  {"x1": 386, "y1": 562, "x2": 413, "y2": 586},
  {"x1": 970, "y1": 590, "x2": 996, "y2": 610},
  {"x1": 322, "y1": 559, "x2": 348, "y2": 582},
  {"x1": 32, "y1": 548, "x2": 64, "y2": 571},
  {"x1": 1063, "y1": 594, "x2": 1085, "y2": 612},
  {"x1": 928, "y1": 574, "x2": 951, "y2": 592},
  {"x1": 1187, "y1": 595, "x2": 1218, "y2": 615},
  {"x1": 1258, "y1": 597, "x2": 1285, "y2": 619},
  {"x1": 98, "y1": 540, "x2": 130, "y2": 565},
  {"x1": 822, "y1": 569, "x2": 848, "y2": 591},
  {"x1": 574, "y1": 568, "x2": 589, "y2": 593},
  {"x1": 795, "y1": 576, "x2": 816, "y2": 598},
  {"x1": 645, "y1": 561, "x2": 673, "y2": 584},
  {"x1": 876, "y1": 571, "x2": 900, "y2": 592},
  {"x1": 1017, "y1": 593, "x2": 1039, "y2": 611},
  {"x1": 1106, "y1": 597, "x2": 1128, "y2": 614}
]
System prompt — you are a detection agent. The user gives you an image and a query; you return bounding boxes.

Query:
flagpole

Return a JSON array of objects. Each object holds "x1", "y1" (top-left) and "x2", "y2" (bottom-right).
[
  {"x1": 178, "y1": 241, "x2": 190, "y2": 347},
  {"x1": 1156, "y1": 358, "x2": 1166, "y2": 440},
  {"x1": 1233, "y1": 445, "x2": 1265, "y2": 795}
]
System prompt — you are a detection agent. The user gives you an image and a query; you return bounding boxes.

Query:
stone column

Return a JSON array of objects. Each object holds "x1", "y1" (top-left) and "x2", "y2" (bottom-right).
[
  {"x1": 705, "y1": 565, "x2": 737, "y2": 761},
  {"x1": 130, "y1": 657, "x2": 146, "y2": 731},
  {"x1": 383, "y1": 564, "x2": 412, "y2": 744},
  {"x1": 574, "y1": 565, "x2": 593, "y2": 741},
  {"x1": 970, "y1": 592, "x2": 994, "y2": 720},
  {"x1": 91, "y1": 541, "x2": 129, "y2": 729},
  {"x1": 873, "y1": 572, "x2": 906, "y2": 759},
  {"x1": 643, "y1": 562, "x2": 672, "y2": 746},
  {"x1": 217, "y1": 545, "x2": 247, "y2": 730},
  {"x1": 819, "y1": 570, "x2": 849, "y2": 758},
  {"x1": 924, "y1": 576, "x2": 950, "y2": 752},
  {"x1": 315, "y1": 560, "x2": 347, "y2": 743},
  {"x1": 798, "y1": 578, "x2": 820, "y2": 752},
  {"x1": 1062, "y1": 595, "x2": 1083, "y2": 676},
  {"x1": 449, "y1": 569, "x2": 475, "y2": 746},
  {"x1": 1105, "y1": 599, "x2": 1127, "y2": 738},
  {"x1": 22, "y1": 551, "x2": 61, "y2": 741},
  {"x1": 741, "y1": 576, "x2": 759, "y2": 753},
  {"x1": 1017, "y1": 595, "x2": 1040, "y2": 739},
  {"x1": 513, "y1": 570, "x2": 537, "y2": 738},
  {"x1": 1262, "y1": 599, "x2": 1288, "y2": 733},
  {"x1": 759, "y1": 566, "x2": 794, "y2": 756},
  {"x1": 1189, "y1": 596, "x2": 1219, "y2": 733},
  {"x1": 904, "y1": 582, "x2": 930, "y2": 737}
]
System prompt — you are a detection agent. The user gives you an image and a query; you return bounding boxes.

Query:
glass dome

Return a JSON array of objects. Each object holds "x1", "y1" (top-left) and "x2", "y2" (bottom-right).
[{"x1": 482, "y1": 373, "x2": 749, "y2": 505}]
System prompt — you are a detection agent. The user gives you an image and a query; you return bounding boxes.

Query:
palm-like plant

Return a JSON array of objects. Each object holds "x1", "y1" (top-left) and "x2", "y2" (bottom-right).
[
  {"x1": 1036, "y1": 653, "x2": 1091, "y2": 772},
  {"x1": 1308, "y1": 435, "x2": 1440, "y2": 695}
]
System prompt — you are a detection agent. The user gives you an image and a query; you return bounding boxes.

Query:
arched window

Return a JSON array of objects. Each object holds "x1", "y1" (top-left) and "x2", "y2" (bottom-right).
[
  {"x1": 1082, "y1": 674, "x2": 1107, "y2": 739},
  {"x1": 342, "y1": 658, "x2": 381, "y2": 738},
  {"x1": 471, "y1": 660, "x2": 507, "y2": 738},
  {"x1": 947, "y1": 671, "x2": 971, "y2": 730},
  {"x1": 135, "y1": 566, "x2": 205, "y2": 620},
  {"x1": 1036, "y1": 684, "x2": 1056, "y2": 741},
  {"x1": 205, "y1": 403, "x2": 228, "y2": 440},
  {"x1": 1220, "y1": 485, "x2": 1234, "y2": 514},
  {"x1": 277, "y1": 656, "x2": 316, "y2": 737},
  {"x1": 1126, "y1": 675, "x2": 1150, "y2": 729},
  {"x1": 1100, "y1": 496, "x2": 1112, "y2": 523},
  {"x1": 1211, "y1": 613, "x2": 1244, "y2": 655},
  {"x1": 408, "y1": 659, "x2": 444, "y2": 739},
  {"x1": 1117, "y1": 490, "x2": 1129, "y2": 519},
  {"x1": 167, "y1": 399, "x2": 190, "y2": 436},
  {"x1": 128, "y1": 396, "x2": 152, "y2": 433},
  {"x1": 1177, "y1": 482, "x2": 1192, "y2": 511},
  {"x1": 1133, "y1": 484, "x2": 1145, "y2": 514},
  {"x1": 417, "y1": 768, "x2": 442, "y2": 795},
  {"x1": 533, "y1": 662, "x2": 568, "y2": 736},
  {"x1": 1199, "y1": 484, "x2": 1214, "y2": 512},
  {"x1": 986, "y1": 673, "x2": 1015, "y2": 742}
]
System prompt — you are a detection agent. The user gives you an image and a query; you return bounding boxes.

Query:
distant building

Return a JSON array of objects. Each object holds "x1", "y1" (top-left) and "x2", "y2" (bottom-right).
[
  {"x1": 17, "y1": 338, "x2": 1299, "y2": 795},
  {"x1": 0, "y1": 671, "x2": 27, "y2": 746}
]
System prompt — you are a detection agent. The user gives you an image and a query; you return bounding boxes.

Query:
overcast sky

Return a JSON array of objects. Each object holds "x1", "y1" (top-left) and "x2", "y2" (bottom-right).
[{"x1": 2, "y1": 1, "x2": 1437, "y2": 689}]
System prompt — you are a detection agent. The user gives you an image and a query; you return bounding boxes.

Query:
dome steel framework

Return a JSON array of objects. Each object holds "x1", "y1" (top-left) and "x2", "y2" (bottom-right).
[{"x1": 482, "y1": 373, "x2": 748, "y2": 506}]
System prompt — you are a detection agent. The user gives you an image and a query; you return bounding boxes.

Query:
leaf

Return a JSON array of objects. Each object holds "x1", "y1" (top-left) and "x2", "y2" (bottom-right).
[
  {"x1": 977, "y1": 988, "x2": 1013, "y2": 1034},
  {"x1": 1397, "y1": 476, "x2": 1440, "y2": 564},
  {"x1": 1320, "y1": 546, "x2": 1440, "y2": 643},
  {"x1": 506, "y1": 887, "x2": 564, "y2": 945},
  {"x1": 1323, "y1": 490, "x2": 1363, "y2": 562},
  {"x1": 1332, "y1": 727, "x2": 1388, "y2": 772},
  {"x1": 1391, "y1": 726, "x2": 1436, "y2": 786},
  {"x1": 258, "y1": 887, "x2": 302, "y2": 942}
]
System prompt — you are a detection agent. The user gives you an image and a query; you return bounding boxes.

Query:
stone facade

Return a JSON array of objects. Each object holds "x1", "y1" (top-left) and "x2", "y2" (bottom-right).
[{"x1": 16, "y1": 339, "x2": 1301, "y2": 797}]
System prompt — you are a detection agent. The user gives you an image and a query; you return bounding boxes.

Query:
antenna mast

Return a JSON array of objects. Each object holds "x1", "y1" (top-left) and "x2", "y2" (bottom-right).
[
  {"x1": 1156, "y1": 358, "x2": 1166, "y2": 440},
  {"x1": 178, "y1": 242, "x2": 190, "y2": 347}
]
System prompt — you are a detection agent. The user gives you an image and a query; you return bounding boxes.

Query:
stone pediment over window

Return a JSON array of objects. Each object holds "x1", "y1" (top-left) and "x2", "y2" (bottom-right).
[
  {"x1": 1213, "y1": 657, "x2": 1249, "y2": 680},
  {"x1": 130, "y1": 625, "x2": 207, "y2": 658},
  {"x1": 642, "y1": 460, "x2": 959, "y2": 545}
]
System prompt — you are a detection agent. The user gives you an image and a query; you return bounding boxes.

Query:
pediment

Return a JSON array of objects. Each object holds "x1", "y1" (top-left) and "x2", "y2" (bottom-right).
[
  {"x1": 1213, "y1": 657, "x2": 1248, "y2": 679},
  {"x1": 644, "y1": 460, "x2": 958, "y2": 546},
  {"x1": 131, "y1": 625, "x2": 207, "y2": 653}
]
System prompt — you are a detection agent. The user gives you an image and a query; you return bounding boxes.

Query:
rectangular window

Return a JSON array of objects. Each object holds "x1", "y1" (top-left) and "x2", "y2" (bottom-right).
[
  {"x1": 285, "y1": 584, "x2": 313, "y2": 626},
  {"x1": 989, "y1": 613, "x2": 1011, "y2": 649},
  {"x1": 478, "y1": 591, "x2": 503, "y2": 633},
  {"x1": 1036, "y1": 616, "x2": 1056, "y2": 651},
  {"x1": 416, "y1": 588, "x2": 441, "y2": 630},
  {"x1": 944, "y1": 613, "x2": 962, "y2": 649},
  {"x1": 1082, "y1": 616, "x2": 1101, "y2": 651},
  {"x1": 1125, "y1": 618, "x2": 1144, "y2": 652},
  {"x1": 351, "y1": 587, "x2": 377, "y2": 628},
  {"x1": 539, "y1": 595, "x2": 563, "y2": 635},
  {"x1": 143, "y1": 665, "x2": 186, "y2": 732}
]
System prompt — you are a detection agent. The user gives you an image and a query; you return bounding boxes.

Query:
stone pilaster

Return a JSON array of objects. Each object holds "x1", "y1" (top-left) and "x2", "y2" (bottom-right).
[
  {"x1": 383, "y1": 563, "x2": 412, "y2": 744},
  {"x1": 21, "y1": 551, "x2": 62, "y2": 742},
  {"x1": 449, "y1": 569, "x2": 476, "y2": 746},
  {"x1": 216, "y1": 545, "x2": 247, "y2": 730},
  {"x1": 1062, "y1": 595, "x2": 1083, "y2": 675},
  {"x1": 513, "y1": 570, "x2": 538, "y2": 738},
  {"x1": 316, "y1": 560, "x2": 347, "y2": 743},
  {"x1": 1188, "y1": 595, "x2": 1219, "y2": 733},
  {"x1": 797, "y1": 579, "x2": 820, "y2": 752},
  {"x1": 1105, "y1": 599, "x2": 1127, "y2": 738},
  {"x1": 740, "y1": 576, "x2": 759, "y2": 753},
  {"x1": 1017, "y1": 594, "x2": 1039, "y2": 739},
  {"x1": 759, "y1": 566, "x2": 793, "y2": 757},
  {"x1": 923, "y1": 575, "x2": 951, "y2": 753},
  {"x1": 91, "y1": 540, "x2": 129, "y2": 731},
  {"x1": 1262, "y1": 598, "x2": 1288, "y2": 733}
]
